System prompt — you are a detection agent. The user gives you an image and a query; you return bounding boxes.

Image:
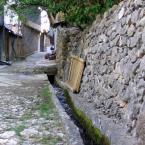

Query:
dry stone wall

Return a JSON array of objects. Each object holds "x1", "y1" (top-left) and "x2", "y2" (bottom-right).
[
  {"x1": 56, "y1": 26, "x2": 82, "y2": 81},
  {"x1": 57, "y1": 0, "x2": 145, "y2": 144}
]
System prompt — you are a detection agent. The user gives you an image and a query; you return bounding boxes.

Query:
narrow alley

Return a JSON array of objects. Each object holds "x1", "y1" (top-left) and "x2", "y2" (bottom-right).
[{"x1": 0, "y1": 53, "x2": 67, "y2": 145}]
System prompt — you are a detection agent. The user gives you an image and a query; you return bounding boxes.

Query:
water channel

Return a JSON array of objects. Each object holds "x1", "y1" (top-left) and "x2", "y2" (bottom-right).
[{"x1": 52, "y1": 84, "x2": 98, "y2": 145}]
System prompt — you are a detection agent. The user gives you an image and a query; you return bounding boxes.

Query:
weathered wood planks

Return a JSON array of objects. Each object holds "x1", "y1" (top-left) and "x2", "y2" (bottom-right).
[{"x1": 66, "y1": 56, "x2": 85, "y2": 93}]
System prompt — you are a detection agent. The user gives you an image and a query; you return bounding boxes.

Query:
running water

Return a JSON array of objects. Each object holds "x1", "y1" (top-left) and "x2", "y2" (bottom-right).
[{"x1": 53, "y1": 84, "x2": 98, "y2": 145}]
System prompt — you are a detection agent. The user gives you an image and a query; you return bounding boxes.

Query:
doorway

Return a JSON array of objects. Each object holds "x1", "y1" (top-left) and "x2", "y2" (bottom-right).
[{"x1": 40, "y1": 33, "x2": 44, "y2": 52}]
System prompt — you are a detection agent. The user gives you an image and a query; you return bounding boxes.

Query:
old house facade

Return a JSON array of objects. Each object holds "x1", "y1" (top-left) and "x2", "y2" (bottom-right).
[{"x1": 0, "y1": 1, "x2": 50, "y2": 62}]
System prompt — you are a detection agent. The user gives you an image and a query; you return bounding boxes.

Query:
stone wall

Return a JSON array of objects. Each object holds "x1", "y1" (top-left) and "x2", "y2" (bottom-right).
[
  {"x1": 56, "y1": 26, "x2": 82, "y2": 81},
  {"x1": 57, "y1": 0, "x2": 145, "y2": 144}
]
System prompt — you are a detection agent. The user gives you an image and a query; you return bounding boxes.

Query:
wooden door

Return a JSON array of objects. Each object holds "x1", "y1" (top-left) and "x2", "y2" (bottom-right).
[
  {"x1": 0, "y1": 28, "x2": 3, "y2": 60},
  {"x1": 4, "y1": 30, "x2": 10, "y2": 61},
  {"x1": 40, "y1": 33, "x2": 44, "y2": 52}
]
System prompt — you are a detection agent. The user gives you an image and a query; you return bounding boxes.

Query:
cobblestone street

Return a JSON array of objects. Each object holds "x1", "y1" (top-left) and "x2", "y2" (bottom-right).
[{"x1": 0, "y1": 53, "x2": 67, "y2": 145}]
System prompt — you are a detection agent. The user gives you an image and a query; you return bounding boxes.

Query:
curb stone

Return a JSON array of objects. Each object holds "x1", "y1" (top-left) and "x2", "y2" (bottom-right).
[{"x1": 49, "y1": 83, "x2": 84, "y2": 145}]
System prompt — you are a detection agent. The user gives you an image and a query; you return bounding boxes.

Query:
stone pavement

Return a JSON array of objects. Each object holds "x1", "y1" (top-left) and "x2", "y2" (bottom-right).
[
  {"x1": 0, "y1": 52, "x2": 57, "y2": 75},
  {"x1": 0, "y1": 53, "x2": 67, "y2": 145}
]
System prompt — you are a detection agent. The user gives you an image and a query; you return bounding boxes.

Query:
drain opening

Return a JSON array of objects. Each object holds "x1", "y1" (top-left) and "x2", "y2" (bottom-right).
[{"x1": 47, "y1": 75, "x2": 55, "y2": 84}]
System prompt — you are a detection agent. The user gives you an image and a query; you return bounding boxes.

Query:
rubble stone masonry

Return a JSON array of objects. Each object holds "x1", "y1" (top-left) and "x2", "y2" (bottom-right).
[{"x1": 56, "y1": 0, "x2": 145, "y2": 144}]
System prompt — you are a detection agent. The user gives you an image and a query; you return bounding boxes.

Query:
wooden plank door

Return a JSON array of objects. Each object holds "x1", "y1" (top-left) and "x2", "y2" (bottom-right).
[
  {"x1": 5, "y1": 30, "x2": 10, "y2": 61},
  {"x1": 40, "y1": 33, "x2": 44, "y2": 52},
  {"x1": 0, "y1": 28, "x2": 3, "y2": 60}
]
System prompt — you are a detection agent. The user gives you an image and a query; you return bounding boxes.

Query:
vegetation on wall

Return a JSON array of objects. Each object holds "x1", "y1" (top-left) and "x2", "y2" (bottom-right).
[
  {"x1": 0, "y1": 0, "x2": 4, "y2": 15},
  {"x1": 64, "y1": 89, "x2": 110, "y2": 145},
  {"x1": 18, "y1": 0, "x2": 122, "y2": 28},
  {"x1": 0, "y1": 0, "x2": 122, "y2": 28}
]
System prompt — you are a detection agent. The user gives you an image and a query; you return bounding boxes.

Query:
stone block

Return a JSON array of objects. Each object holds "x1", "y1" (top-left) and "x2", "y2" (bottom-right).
[{"x1": 127, "y1": 24, "x2": 136, "y2": 37}]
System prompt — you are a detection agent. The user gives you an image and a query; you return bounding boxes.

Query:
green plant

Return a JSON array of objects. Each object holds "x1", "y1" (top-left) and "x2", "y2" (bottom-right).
[
  {"x1": 36, "y1": 87, "x2": 56, "y2": 118},
  {"x1": 0, "y1": 0, "x2": 122, "y2": 29},
  {"x1": 39, "y1": 136, "x2": 62, "y2": 145},
  {"x1": 10, "y1": 124, "x2": 26, "y2": 136}
]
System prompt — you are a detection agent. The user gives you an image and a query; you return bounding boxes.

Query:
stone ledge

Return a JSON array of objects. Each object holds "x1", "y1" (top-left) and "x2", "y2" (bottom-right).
[
  {"x1": 49, "y1": 82, "x2": 84, "y2": 145},
  {"x1": 34, "y1": 60, "x2": 58, "y2": 75}
]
